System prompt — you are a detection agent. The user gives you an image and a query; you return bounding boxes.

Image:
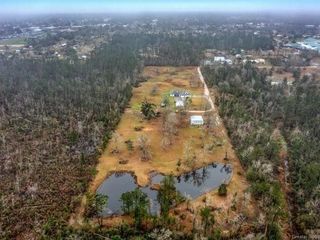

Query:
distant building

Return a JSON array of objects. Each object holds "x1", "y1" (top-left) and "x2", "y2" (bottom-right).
[
  {"x1": 80, "y1": 55, "x2": 87, "y2": 60},
  {"x1": 225, "y1": 59, "x2": 233, "y2": 65},
  {"x1": 190, "y1": 115, "x2": 204, "y2": 126},
  {"x1": 255, "y1": 58, "x2": 266, "y2": 64},
  {"x1": 268, "y1": 77, "x2": 293, "y2": 86},
  {"x1": 213, "y1": 56, "x2": 233, "y2": 65},
  {"x1": 285, "y1": 38, "x2": 320, "y2": 53},
  {"x1": 243, "y1": 58, "x2": 265, "y2": 64},
  {"x1": 271, "y1": 81, "x2": 281, "y2": 86},
  {"x1": 214, "y1": 56, "x2": 226, "y2": 63}
]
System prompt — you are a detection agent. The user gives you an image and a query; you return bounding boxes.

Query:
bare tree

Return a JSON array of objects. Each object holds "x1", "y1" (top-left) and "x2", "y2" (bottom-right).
[
  {"x1": 189, "y1": 74, "x2": 200, "y2": 88},
  {"x1": 150, "y1": 84, "x2": 159, "y2": 96},
  {"x1": 161, "y1": 135, "x2": 171, "y2": 149},
  {"x1": 137, "y1": 134, "x2": 152, "y2": 161},
  {"x1": 110, "y1": 131, "x2": 121, "y2": 154},
  {"x1": 205, "y1": 112, "x2": 217, "y2": 132},
  {"x1": 161, "y1": 110, "x2": 178, "y2": 149},
  {"x1": 183, "y1": 139, "x2": 196, "y2": 168}
]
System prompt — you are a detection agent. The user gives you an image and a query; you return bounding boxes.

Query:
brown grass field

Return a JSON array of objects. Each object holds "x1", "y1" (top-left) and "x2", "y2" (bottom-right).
[{"x1": 71, "y1": 66, "x2": 257, "y2": 235}]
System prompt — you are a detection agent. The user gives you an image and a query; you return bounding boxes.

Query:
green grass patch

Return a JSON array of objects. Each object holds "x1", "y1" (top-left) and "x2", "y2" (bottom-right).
[{"x1": 0, "y1": 38, "x2": 27, "y2": 45}]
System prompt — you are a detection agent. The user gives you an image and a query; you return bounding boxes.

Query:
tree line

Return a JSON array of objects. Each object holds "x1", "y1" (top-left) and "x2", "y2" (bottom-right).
[
  {"x1": 111, "y1": 31, "x2": 273, "y2": 66},
  {"x1": 202, "y1": 63, "x2": 320, "y2": 238}
]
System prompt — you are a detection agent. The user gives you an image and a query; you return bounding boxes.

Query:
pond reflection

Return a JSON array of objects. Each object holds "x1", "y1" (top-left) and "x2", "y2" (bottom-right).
[{"x1": 97, "y1": 163, "x2": 232, "y2": 216}]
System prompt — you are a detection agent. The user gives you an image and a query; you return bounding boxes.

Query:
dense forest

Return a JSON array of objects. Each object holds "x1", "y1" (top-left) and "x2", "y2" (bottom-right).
[
  {"x1": 143, "y1": 31, "x2": 273, "y2": 66},
  {"x1": 109, "y1": 31, "x2": 273, "y2": 66},
  {"x1": 0, "y1": 36, "x2": 141, "y2": 239},
  {"x1": 202, "y1": 64, "x2": 320, "y2": 237}
]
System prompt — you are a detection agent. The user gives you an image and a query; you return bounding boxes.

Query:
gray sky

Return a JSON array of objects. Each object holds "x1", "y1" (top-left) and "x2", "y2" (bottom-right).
[{"x1": 1, "y1": 0, "x2": 319, "y2": 14}]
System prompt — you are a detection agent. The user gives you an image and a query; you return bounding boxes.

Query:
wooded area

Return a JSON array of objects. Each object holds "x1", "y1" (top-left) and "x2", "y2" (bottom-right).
[
  {"x1": 0, "y1": 36, "x2": 141, "y2": 239},
  {"x1": 112, "y1": 31, "x2": 273, "y2": 66},
  {"x1": 203, "y1": 64, "x2": 320, "y2": 238}
]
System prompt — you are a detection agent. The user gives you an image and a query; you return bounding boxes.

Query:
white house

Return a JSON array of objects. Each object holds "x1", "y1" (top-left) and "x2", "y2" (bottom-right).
[
  {"x1": 214, "y1": 56, "x2": 226, "y2": 63},
  {"x1": 243, "y1": 58, "x2": 266, "y2": 64},
  {"x1": 255, "y1": 58, "x2": 266, "y2": 64},
  {"x1": 175, "y1": 97, "x2": 185, "y2": 108},
  {"x1": 271, "y1": 81, "x2": 281, "y2": 86},
  {"x1": 225, "y1": 59, "x2": 233, "y2": 65},
  {"x1": 214, "y1": 56, "x2": 233, "y2": 65},
  {"x1": 190, "y1": 115, "x2": 204, "y2": 126}
]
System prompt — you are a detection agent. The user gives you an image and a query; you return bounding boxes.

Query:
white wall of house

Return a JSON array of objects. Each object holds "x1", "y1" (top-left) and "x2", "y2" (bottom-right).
[{"x1": 190, "y1": 115, "x2": 204, "y2": 125}]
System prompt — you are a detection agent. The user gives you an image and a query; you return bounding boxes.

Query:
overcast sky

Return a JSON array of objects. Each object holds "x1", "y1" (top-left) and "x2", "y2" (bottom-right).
[{"x1": 1, "y1": 0, "x2": 319, "y2": 15}]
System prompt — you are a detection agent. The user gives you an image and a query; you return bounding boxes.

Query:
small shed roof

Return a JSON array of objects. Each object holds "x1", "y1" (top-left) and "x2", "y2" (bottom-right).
[
  {"x1": 176, "y1": 99, "x2": 185, "y2": 107},
  {"x1": 214, "y1": 56, "x2": 226, "y2": 62},
  {"x1": 190, "y1": 115, "x2": 204, "y2": 121}
]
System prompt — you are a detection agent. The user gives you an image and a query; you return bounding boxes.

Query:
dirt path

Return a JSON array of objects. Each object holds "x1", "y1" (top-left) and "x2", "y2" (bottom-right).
[
  {"x1": 198, "y1": 67, "x2": 215, "y2": 110},
  {"x1": 187, "y1": 67, "x2": 215, "y2": 114}
]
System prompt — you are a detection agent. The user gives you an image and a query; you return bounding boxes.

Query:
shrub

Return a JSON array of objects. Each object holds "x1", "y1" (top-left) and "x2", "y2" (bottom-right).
[
  {"x1": 125, "y1": 139, "x2": 134, "y2": 151},
  {"x1": 267, "y1": 222, "x2": 282, "y2": 240},
  {"x1": 218, "y1": 184, "x2": 227, "y2": 196},
  {"x1": 141, "y1": 99, "x2": 156, "y2": 120},
  {"x1": 134, "y1": 126, "x2": 144, "y2": 131},
  {"x1": 251, "y1": 181, "x2": 270, "y2": 199}
]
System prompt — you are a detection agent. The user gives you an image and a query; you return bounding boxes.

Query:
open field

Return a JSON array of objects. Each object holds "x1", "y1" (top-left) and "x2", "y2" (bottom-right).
[
  {"x1": 72, "y1": 66, "x2": 256, "y2": 234},
  {"x1": 0, "y1": 37, "x2": 27, "y2": 46},
  {"x1": 90, "y1": 67, "x2": 212, "y2": 190}
]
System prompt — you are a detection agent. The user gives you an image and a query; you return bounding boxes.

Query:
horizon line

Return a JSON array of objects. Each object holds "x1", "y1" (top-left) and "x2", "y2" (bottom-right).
[{"x1": 1, "y1": 9, "x2": 320, "y2": 16}]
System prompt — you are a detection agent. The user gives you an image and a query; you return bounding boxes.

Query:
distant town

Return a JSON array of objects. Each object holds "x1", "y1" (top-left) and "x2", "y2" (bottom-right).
[{"x1": 1, "y1": 15, "x2": 320, "y2": 86}]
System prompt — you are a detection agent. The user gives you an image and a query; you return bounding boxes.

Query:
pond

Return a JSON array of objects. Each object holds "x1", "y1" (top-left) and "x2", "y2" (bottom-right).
[
  {"x1": 151, "y1": 163, "x2": 232, "y2": 199},
  {"x1": 96, "y1": 172, "x2": 137, "y2": 216},
  {"x1": 96, "y1": 163, "x2": 232, "y2": 216}
]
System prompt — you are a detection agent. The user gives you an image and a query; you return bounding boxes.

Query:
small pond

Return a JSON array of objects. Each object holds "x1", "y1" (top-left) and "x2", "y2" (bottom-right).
[
  {"x1": 96, "y1": 163, "x2": 232, "y2": 216},
  {"x1": 151, "y1": 163, "x2": 232, "y2": 199}
]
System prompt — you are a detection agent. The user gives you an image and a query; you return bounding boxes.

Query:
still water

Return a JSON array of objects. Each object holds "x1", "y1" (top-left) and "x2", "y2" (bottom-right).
[{"x1": 97, "y1": 163, "x2": 232, "y2": 216}]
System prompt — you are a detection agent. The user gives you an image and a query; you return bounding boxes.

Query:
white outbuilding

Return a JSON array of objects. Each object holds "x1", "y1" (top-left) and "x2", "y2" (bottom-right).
[
  {"x1": 190, "y1": 115, "x2": 204, "y2": 126},
  {"x1": 214, "y1": 56, "x2": 226, "y2": 62},
  {"x1": 175, "y1": 98, "x2": 185, "y2": 108}
]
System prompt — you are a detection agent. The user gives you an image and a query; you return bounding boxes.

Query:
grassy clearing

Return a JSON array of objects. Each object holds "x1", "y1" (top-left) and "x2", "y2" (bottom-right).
[
  {"x1": 91, "y1": 66, "x2": 210, "y2": 189},
  {"x1": 0, "y1": 38, "x2": 27, "y2": 46},
  {"x1": 189, "y1": 96, "x2": 211, "y2": 111},
  {"x1": 75, "y1": 66, "x2": 257, "y2": 233}
]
